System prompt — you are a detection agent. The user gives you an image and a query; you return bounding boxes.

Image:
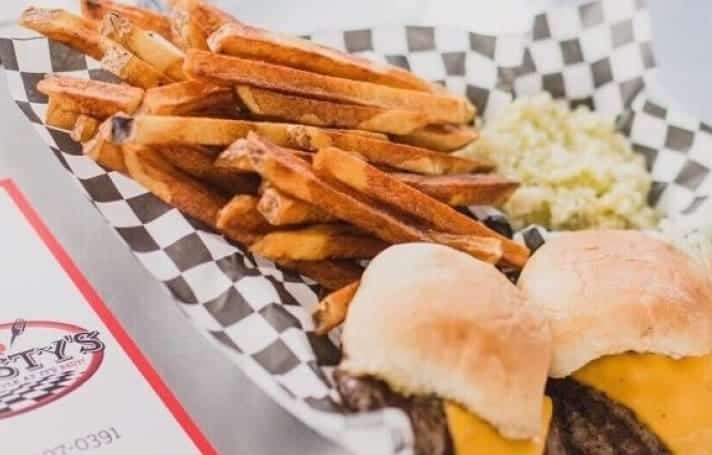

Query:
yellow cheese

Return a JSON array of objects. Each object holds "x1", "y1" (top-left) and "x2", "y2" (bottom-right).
[
  {"x1": 444, "y1": 398, "x2": 552, "y2": 455},
  {"x1": 574, "y1": 353, "x2": 712, "y2": 455}
]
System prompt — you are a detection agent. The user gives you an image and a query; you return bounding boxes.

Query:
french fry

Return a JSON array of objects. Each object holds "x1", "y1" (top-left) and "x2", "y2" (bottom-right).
[
  {"x1": 258, "y1": 186, "x2": 336, "y2": 226},
  {"x1": 209, "y1": 22, "x2": 434, "y2": 92},
  {"x1": 45, "y1": 97, "x2": 79, "y2": 130},
  {"x1": 286, "y1": 125, "x2": 491, "y2": 175},
  {"x1": 396, "y1": 124, "x2": 479, "y2": 152},
  {"x1": 80, "y1": 0, "x2": 173, "y2": 41},
  {"x1": 83, "y1": 136, "x2": 126, "y2": 173},
  {"x1": 235, "y1": 86, "x2": 429, "y2": 135},
  {"x1": 393, "y1": 173, "x2": 519, "y2": 206},
  {"x1": 216, "y1": 195, "x2": 272, "y2": 233},
  {"x1": 20, "y1": 7, "x2": 106, "y2": 60},
  {"x1": 313, "y1": 147, "x2": 527, "y2": 266},
  {"x1": 250, "y1": 224, "x2": 389, "y2": 261},
  {"x1": 157, "y1": 144, "x2": 259, "y2": 194},
  {"x1": 101, "y1": 41, "x2": 170, "y2": 89},
  {"x1": 124, "y1": 145, "x2": 228, "y2": 228},
  {"x1": 245, "y1": 134, "x2": 502, "y2": 264},
  {"x1": 37, "y1": 75, "x2": 144, "y2": 118},
  {"x1": 101, "y1": 12, "x2": 186, "y2": 81},
  {"x1": 277, "y1": 260, "x2": 363, "y2": 291},
  {"x1": 141, "y1": 80, "x2": 234, "y2": 115},
  {"x1": 71, "y1": 115, "x2": 100, "y2": 142},
  {"x1": 184, "y1": 50, "x2": 475, "y2": 125},
  {"x1": 215, "y1": 138, "x2": 312, "y2": 173},
  {"x1": 313, "y1": 281, "x2": 360, "y2": 335},
  {"x1": 169, "y1": 0, "x2": 236, "y2": 50}
]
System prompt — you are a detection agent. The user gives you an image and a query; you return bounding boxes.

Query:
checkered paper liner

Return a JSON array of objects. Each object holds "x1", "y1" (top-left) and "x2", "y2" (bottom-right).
[{"x1": 2, "y1": 0, "x2": 711, "y2": 453}]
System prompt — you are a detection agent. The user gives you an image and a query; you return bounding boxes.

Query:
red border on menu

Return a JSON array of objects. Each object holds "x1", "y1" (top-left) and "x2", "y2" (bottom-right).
[{"x1": 0, "y1": 178, "x2": 217, "y2": 455}]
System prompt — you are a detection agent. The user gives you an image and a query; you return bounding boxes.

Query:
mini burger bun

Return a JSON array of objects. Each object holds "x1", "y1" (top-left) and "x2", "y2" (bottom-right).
[
  {"x1": 340, "y1": 243, "x2": 552, "y2": 440},
  {"x1": 518, "y1": 230, "x2": 712, "y2": 378}
]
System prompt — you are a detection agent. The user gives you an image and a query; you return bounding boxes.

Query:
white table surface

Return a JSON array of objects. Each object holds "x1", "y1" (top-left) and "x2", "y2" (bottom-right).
[{"x1": 1, "y1": 1, "x2": 711, "y2": 454}]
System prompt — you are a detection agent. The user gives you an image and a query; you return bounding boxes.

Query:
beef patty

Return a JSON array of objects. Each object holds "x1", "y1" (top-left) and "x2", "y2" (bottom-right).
[{"x1": 335, "y1": 370, "x2": 671, "y2": 455}]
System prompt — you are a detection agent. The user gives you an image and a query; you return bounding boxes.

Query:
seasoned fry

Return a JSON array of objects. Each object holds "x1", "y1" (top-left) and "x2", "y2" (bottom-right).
[
  {"x1": 396, "y1": 124, "x2": 479, "y2": 152},
  {"x1": 184, "y1": 50, "x2": 475, "y2": 125},
  {"x1": 141, "y1": 80, "x2": 234, "y2": 115},
  {"x1": 80, "y1": 0, "x2": 173, "y2": 41},
  {"x1": 71, "y1": 115, "x2": 99, "y2": 142},
  {"x1": 235, "y1": 86, "x2": 429, "y2": 135},
  {"x1": 124, "y1": 145, "x2": 227, "y2": 228},
  {"x1": 313, "y1": 147, "x2": 527, "y2": 266},
  {"x1": 216, "y1": 195, "x2": 272, "y2": 233},
  {"x1": 101, "y1": 41, "x2": 169, "y2": 89},
  {"x1": 37, "y1": 75, "x2": 144, "y2": 118},
  {"x1": 286, "y1": 125, "x2": 491, "y2": 175},
  {"x1": 45, "y1": 97, "x2": 79, "y2": 130},
  {"x1": 209, "y1": 22, "x2": 434, "y2": 92},
  {"x1": 169, "y1": 0, "x2": 236, "y2": 50},
  {"x1": 258, "y1": 186, "x2": 336, "y2": 226},
  {"x1": 215, "y1": 138, "x2": 312, "y2": 173},
  {"x1": 313, "y1": 281, "x2": 360, "y2": 335},
  {"x1": 101, "y1": 12, "x2": 186, "y2": 81},
  {"x1": 83, "y1": 136, "x2": 126, "y2": 173},
  {"x1": 278, "y1": 260, "x2": 363, "y2": 291},
  {"x1": 157, "y1": 144, "x2": 259, "y2": 194},
  {"x1": 427, "y1": 231, "x2": 502, "y2": 264},
  {"x1": 393, "y1": 173, "x2": 519, "y2": 206},
  {"x1": 251, "y1": 224, "x2": 389, "y2": 261},
  {"x1": 20, "y1": 7, "x2": 106, "y2": 60},
  {"x1": 245, "y1": 134, "x2": 502, "y2": 263}
]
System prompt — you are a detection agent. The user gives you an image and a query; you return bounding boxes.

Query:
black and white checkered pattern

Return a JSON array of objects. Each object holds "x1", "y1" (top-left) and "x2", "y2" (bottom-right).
[
  {"x1": 3, "y1": 0, "x2": 711, "y2": 452},
  {"x1": 0, "y1": 370, "x2": 79, "y2": 416}
]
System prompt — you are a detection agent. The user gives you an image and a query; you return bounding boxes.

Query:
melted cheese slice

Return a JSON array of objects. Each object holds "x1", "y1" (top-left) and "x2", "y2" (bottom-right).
[
  {"x1": 574, "y1": 353, "x2": 712, "y2": 454},
  {"x1": 444, "y1": 398, "x2": 552, "y2": 455}
]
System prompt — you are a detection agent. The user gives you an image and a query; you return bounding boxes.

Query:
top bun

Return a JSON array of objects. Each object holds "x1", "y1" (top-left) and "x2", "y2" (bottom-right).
[
  {"x1": 518, "y1": 230, "x2": 712, "y2": 378},
  {"x1": 340, "y1": 243, "x2": 551, "y2": 440}
]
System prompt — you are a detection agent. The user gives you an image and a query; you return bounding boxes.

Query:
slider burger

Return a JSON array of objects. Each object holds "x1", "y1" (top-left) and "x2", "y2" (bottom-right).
[
  {"x1": 519, "y1": 230, "x2": 712, "y2": 454},
  {"x1": 335, "y1": 243, "x2": 553, "y2": 455}
]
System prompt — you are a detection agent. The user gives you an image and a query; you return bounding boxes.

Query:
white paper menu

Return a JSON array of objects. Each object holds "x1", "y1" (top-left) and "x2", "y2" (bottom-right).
[{"x1": 0, "y1": 179, "x2": 215, "y2": 455}]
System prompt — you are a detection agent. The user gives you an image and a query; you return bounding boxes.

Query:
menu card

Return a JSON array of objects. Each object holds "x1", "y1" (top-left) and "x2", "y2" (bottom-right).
[{"x1": 0, "y1": 179, "x2": 215, "y2": 455}]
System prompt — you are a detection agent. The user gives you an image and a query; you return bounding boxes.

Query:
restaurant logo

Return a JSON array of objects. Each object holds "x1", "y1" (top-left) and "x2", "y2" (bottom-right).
[{"x1": 0, "y1": 320, "x2": 105, "y2": 419}]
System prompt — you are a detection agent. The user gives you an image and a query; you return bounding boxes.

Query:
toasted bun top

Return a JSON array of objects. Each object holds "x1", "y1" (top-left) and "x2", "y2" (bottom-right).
[
  {"x1": 518, "y1": 230, "x2": 712, "y2": 378},
  {"x1": 340, "y1": 243, "x2": 552, "y2": 440}
]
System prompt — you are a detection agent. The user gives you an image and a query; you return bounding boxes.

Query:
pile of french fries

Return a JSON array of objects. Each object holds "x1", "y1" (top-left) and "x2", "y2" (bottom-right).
[{"x1": 21, "y1": 0, "x2": 527, "y2": 334}]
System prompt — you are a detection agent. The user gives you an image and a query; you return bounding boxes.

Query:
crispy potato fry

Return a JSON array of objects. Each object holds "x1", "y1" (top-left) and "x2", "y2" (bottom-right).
[
  {"x1": 101, "y1": 41, "x2": 169, "y2": 89},
  {"x1": 83, "y1": 136, "x2": 126, "y2": 173},
  {"x1": 215, "y1": 138, "x2": 312, "y2": 173},
  {"x1": 101, "y1": 12, "x2": 186, "y2": 81},
  {"x1": 45, "y1": 97, "x2": 79, "y2": 130},
  {"x1": 20, "y1": 7, "x2": 106, "y2": 60},
  {"x1": 251, "y1": 224, "x2": 388, "y2": 261},
  {"x1": 393, "y1": 173, "x2": 519, "y2": 206},
  {"x1": 141, "y1": 80, "x2": 234, "y2": 115},
  {"x1": 217, "y1": 195, "x2": 272, "y2": 233},
  {"x1": 37, "y1": 75, "x2": 144, "y2": 118},
  {"x1": 245, "y1": 134, "x2": 501, "y2": 264},
  {"x1": 169, "y1": 0, "x2": 236, "y2": 50},
  {"x1": 235, "y1": 86, "x2": 429, "y2": 135},
  {"x1": 286, "y1": 125, "x2": 491, "y2": 175},
  {"x1": 209, "y1": 22, "x2": 434, "y2": 92},
  {"x1": 313, "y1": 147, "x2": 527, "y2": 266},
  {"x1": 313, "y1": 281, "x2": 360, "y2": 335},
  {"x1": 184, "y1": 49, "x2": 474, "y2": 124},
  {"x1": 80, "y1": 0, "x2": 173, "y2": 41},
  {"x1": 258, "y1": 186, "x2": 336, "y2": 226},
  {"x1": 111, "y1": 114, "x2": 295, "y2": 146},
  {"x1": 71, "y1": 114, "x2": 100, "y2": 142},
  {"x1": 277, "y1": 260, "x2": 363, "y2": 291},
  {"x1": 396, "y1": 124, "x2": 479, "y2": 152},
  {"x1": 124, "y1": 145, "x2": 227, "y2": 228},
  {"x1": 157, "y1": 144, "x2": 259, "y2": 194}
]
